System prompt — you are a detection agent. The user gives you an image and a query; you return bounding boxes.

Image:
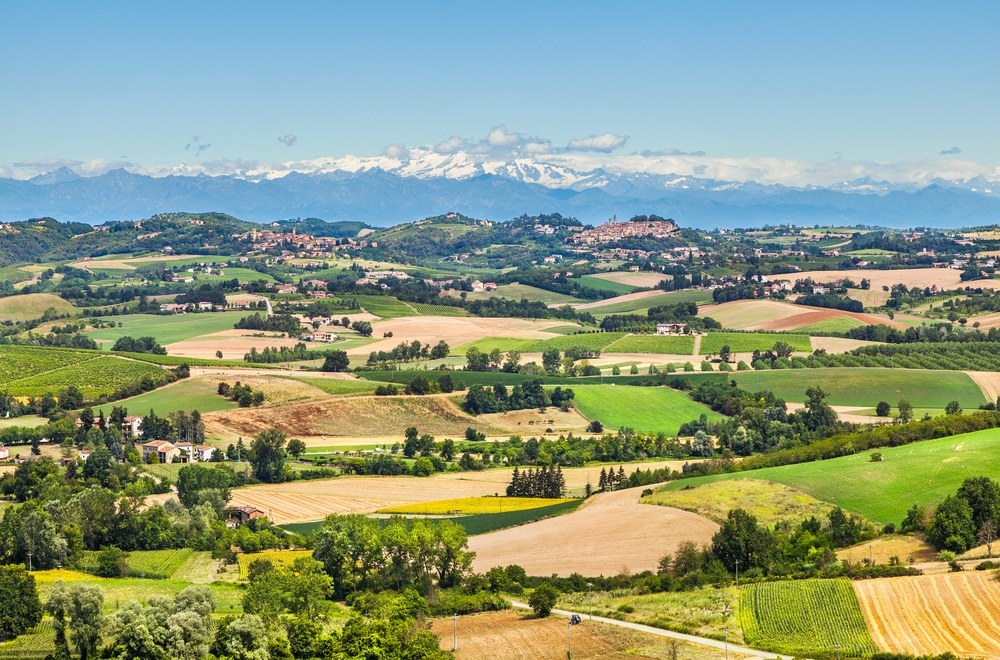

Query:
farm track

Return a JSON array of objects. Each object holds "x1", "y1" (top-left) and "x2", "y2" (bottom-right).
[{"x1": 508, "y1": 602, "x2": 791, "y2": 659}]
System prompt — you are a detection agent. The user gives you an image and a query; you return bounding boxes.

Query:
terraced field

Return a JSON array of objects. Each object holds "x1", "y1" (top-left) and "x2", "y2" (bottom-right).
[{"x1": 739, "y1": 578, "x2": 877, "y2": 656}]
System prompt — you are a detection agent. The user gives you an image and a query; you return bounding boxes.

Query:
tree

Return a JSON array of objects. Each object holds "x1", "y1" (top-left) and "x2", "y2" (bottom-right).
[
  {"x1": 979, "y1": 519, "x2": 998, "y2": 557},
  {"x1": 711, "y1": 508, "x2": 776, "y2": 572},
  {"x1": 875, "y1": 401, "x2": 891, "y2": 417},
  {"x1": 0, "y1": 564, "x2": 42, "y2": 641},
  {"x1": 106, "y1": 586, "x2": 214, "y2": 660},
  {"x1": 440, "y1": 438, "x2": 455, "y2": 462},
  {"x1": 177, "y1": 464, "x2": 233, "y2": 509},
  {"x1": 956, "y1": 476, "x2": 1000, "y2": 533},
  {"x1": 287, "y1": 438, "x2": 307, "y2": 459},
  {"x1": 249, "y1": 429, "x2": 287, "y2": 483},
  {"x1": 528, "y1": 583, "x2": 559, "y2": 617},
  {"x1": 926, "y1": 495, "x2": 976, "y2": 553},
  {"x1": 216, "y1": 350, "x2": 224, "y2": 359},
  {"x1": 801, "y1": 386, "x2": 836, "y2": 431},
  {"x1": 47, "y1": 581, "x2": 104, "y2": 660},
  {"x1": 95, "y1": 546, "x2": 129, "y2": 578},
  {"x1": 897, "y1": 399, "x2": 914, "y2": 423},
  {"x1": 946, "y1": 400, "x2": 962, "y2": 415},
  {"x1": 320, "y1": 351, "x2": 350, "y2": 372},
  {"x1": 719, "y1": 345, "x2": 732, "y2": 363},
  {"x1": 542, "y1": 348, "x2": 561, "y2": 374},
  {"x1": 211, "y1": 614, "x2": 270, "y2": 660}
]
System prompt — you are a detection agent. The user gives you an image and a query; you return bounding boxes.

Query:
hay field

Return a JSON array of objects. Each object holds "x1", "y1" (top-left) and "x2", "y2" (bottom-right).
[
  {"x1": 226, "y1": 460, "x2": 691, "y2": 524},
  {"x1": 967, "y1": 370, "x2": 1000, "y2": 403},
  {"x1": 854, "y1": 571, "x2": 1000, "y2": 656},
  {"x1": 776, "y1": 268, "x2": 1000, "y2": 292},
  {"x1": 477, "y1": 406, "x2": 592, "y2": 434},
  {"x1": 836, "y1": 535, "x2": 936, "y2": 566},
  {"x1": 205, "y1": 394, "x2": 494, "y2": 439},
  {"x1": 469, "y1": 486, "x2": 718, "y2": 576},
  {"x1": 568, "y1": 290, "x2": 674, "y2": 311},
  {"x1": 0, "y1": 293, "x2": 77, "y2": 321},
  {"x1": 430, "y1": 610, "x2": 741, "y2": 660},
  {"x1": 587, "y1": 271, "x2": 668, "y2": 288},
  {"x1": 358, "y1": 316, "x2": 571, "y2": 355}
]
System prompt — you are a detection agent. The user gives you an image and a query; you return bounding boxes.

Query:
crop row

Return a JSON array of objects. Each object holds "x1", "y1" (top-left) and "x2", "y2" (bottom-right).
[
  {"x1": 4, "y1": 355, "x2": 170, "y2": 398},
  {"x1": 0, "y1": 345, "x2": 96, "y2": 383},
  {"x1": 77, "y1": 548, "x2": 194, "y2": 579},
  {"x1": 237, "y1": 550, "x2": 313, "y2": 578},
  {"x1": 738, "y1": 578, "x2": 877, "y2": 656}
]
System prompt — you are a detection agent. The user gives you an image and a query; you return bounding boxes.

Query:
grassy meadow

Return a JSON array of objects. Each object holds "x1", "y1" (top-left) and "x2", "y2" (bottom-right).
[
  {"x1": 0, "y1": 293, "x2": 77, "y2": 321},
  {"x1": 85, "y1": 311, "x2": 247, "y2": 345},
  {"x1": 699, "y1": 331, "x2": 812, "y2": 355},
  {"x1": 569, "y1": 384, "x2": 722, "y2": 435},
  {"x1": 93, "y1": 378, "x2": 237, "y2": 416}
]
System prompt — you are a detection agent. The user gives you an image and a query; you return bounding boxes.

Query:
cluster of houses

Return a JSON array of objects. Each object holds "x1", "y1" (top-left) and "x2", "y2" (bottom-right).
[
  {"x1": 236, "y1": 226, "x2": 375, "y2": 259},
  {"x1": 568, "y1": 216, "x2": 679, "y2": 246},
  {"x1": 140, "y1": 439, "x2": 218, "y2": 464}
]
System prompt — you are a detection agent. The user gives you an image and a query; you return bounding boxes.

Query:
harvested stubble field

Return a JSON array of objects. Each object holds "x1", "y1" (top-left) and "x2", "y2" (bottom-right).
[
  {"x1": 854, "y1": 570, "x2": 1000, "y2": 655},
  {"x1": 224, "y1": 460, "x2": 690, "y2": 524},
  {"x1": 429, "y1": 610, "x2": 744, "y2": 660},
  {"x1": 359, "y1": 316, "x2": 572, "y2": 355},
  {"x1": 477, "y1": 405, "x2": 592, "y2": 434},
  {"x1": 700, "y1": 299, "x2": 904, "y2": 331},
  {"x1": 469, "y1": 486, "x2": 718, "y2": 577},
  {"x1": 587, "y1": 270, "x2": 669, "y2": 288},
  {"x1": 836, "y1": 534, "x2": 936, "y2": 565},
  {"x1": 379, "y1": 496, "x2": 572, "y2": 515},
  {"x1": 778, "y1": 267, "x2": 1000, "y2": 292},
  {"x1": 205, "y1": 393, "x2": 496, "y2": 439}
]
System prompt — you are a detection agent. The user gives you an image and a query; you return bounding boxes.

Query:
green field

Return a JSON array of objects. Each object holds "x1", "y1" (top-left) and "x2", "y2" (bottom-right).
[
  {"x1": 0, "y1": 265, "x2": 33, "y2": 284},
  {"x1": 0, "y1": 293, "x2": 77, "y2": 322},
  {"x1": 78, "y1": 548, "x2": 194, "y2": 579},
  {"x1": 689, "y1": 367, "x2": 986, "y2": 408},
  {"x1": 85, "y1": 311, "x2": 248, "y2": 345},
  {"x1": 342, "y1": 294, "x2": 416, "y2": 318},
  {"x1": 795, "y1": 317, "x2": 867, "y2": 334},
  {"x1": 574, "y1": 274, "x2": 638, "y2": 294},
  {"x1": 0, "y1": 345, "x2": 96, "y2": 383},
  {"x1": 407, "y1": 301, "x2": 469, "y2": 316},
  {"x1": 699, "y1": 331, "x2": 812, "y2": 354},
  {"x1": 657, "y1": 426, "x2": 1000, "y2": 524},
  {"x1": 739, "y1": 579, "x2": 877, "y2": 656},
  {"x1": 93, "y1": 378, "x2": 237, "y2": 416},
  {"x1": 460, "y1": 283, "x2": 582, "y2": 305},
  {"x1": 456, "y1": 332, "x2": 625, "y2": 356},
  {"x1": 191, "y1": 267, "x2": 277, "y2": 283},
  {"x1": 604, "y1": 334, "x2": 695, "y2": 354},
  {"x1": 3, "y1": 353, "x2": 171, "y2": 398},
  {"x1": 570, "y1": 385, "x2": 723, "y2": 435},
  {"x1": 0, "y1": 415, "x2": 49, "y2": 428},
  {"x1": 237, "y1": 550, "x2": 313, "y2": 577},
  {"x1": 584, "y1": 290, "x2": 714, "y2": 316}
]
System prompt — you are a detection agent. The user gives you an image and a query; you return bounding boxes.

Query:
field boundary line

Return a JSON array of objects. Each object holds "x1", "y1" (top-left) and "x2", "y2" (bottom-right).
[
  {"x1": 509, "y1": 601, "x2": 793, "y2": 659},
  {"x1": 692, "y1": 334, "x2": 701, "y2": 356}
]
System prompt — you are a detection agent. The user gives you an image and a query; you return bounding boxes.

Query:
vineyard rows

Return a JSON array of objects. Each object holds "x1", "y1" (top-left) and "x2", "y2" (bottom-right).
[
  {"x1": 78, "y1": 548, "x2": 193, "y2": 579},
  {"x1": 5, "y1": 355, "x2": 169, "y2": 398},
  {"x1": 739, "y1": 578, "x2": 877, "y2": 656}
]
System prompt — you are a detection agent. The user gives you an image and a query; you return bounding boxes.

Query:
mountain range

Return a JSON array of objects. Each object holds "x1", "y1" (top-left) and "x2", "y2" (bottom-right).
[{"x1": 2, "y1": 151, "x2": 1000, "y2": 228}]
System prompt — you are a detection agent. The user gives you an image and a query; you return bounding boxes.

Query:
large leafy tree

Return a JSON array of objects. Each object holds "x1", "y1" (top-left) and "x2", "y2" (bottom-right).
[
  {"x1": 249, "y1": 429, "x2": 287, "y2": 483},
  {"x1": 0, "y1": 564, "x2": 42, "y2": 641},
  {"x1": 956, "y1": 476, "x2": 1000, "y2": 533},
  {"x1": 711, "y1": 508, "x2": 776, "y2": 573},
  {"x1": 927, "y1": 495, "x2": 976, "y2": 552},
  {"x1": 46, "y1": 581, "x2": 104, "y2": 660}
]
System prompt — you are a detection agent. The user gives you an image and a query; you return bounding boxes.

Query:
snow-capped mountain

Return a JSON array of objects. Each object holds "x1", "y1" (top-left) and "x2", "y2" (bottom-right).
[{"x1": 1, "y1": 151, "x2": 999, "y2": 227}]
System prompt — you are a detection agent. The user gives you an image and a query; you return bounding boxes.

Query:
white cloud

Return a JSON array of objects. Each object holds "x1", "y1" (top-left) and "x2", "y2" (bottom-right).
[
  {"x1": 13, "y1": 157, "x2": 83, "y2": 170},
  {"x1": 566, "y1": 133, "x2": 629, "y2": 153},
  {"x1": 487, "y1": 125, "x2": 522, "y2": 147},
  {"x1": 432, "y1": 136, "x2": 467, "y2": 154},
  {"x1": 382, "y1": 144, "x2": 411, "y2": 160}
]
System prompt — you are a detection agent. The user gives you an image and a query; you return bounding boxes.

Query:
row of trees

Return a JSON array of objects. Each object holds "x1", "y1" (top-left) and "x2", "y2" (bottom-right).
[
  {"x1": 463, "y1": 380, "x2": 574, "y2": 415},
  {"x1": 505, "y1": 466, "x2": 566, "y2": 498}
]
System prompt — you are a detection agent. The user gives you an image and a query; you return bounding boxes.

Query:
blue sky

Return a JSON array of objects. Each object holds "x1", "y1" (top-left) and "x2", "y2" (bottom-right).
[{"x1": 1, "y1": 1, "x2": 997, "y2": 182}]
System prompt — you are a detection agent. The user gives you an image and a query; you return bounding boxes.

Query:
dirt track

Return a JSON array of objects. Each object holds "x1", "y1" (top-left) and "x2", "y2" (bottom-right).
[{"x1": 469, "y1": 486, "x2": 718, "y2": 576}]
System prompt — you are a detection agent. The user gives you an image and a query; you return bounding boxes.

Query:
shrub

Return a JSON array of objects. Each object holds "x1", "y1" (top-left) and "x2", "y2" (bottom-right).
[
  {"x1": 528, "y1": 583, "x2": 559, "y2": 617},
  {"x1": 95, "y1": 546, "x2": 129, "y2": 578}
]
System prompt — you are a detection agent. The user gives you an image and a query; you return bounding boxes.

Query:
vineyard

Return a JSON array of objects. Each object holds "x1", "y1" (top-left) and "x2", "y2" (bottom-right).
[
  {"x1": 0, "y1": 345, "x2": 95, "y2": 382},
  {"x1": 78, "y1": 548, "x2": 194, "y2": 579},
  {"x1": 408, "y1": 301, "x2": 469, "y2": 316},
  {"x1": 4, "y1": 355, "x2": 170, "y2": 398},
  {"x1": 739, "y1": 578, "x2": 878, "y2": 656},
  {"x1": 344, "y1": 294, "x2": 416, "y2": 319},
  {"x1": 0, "y1": 620, "x2": 55, "y2": 658},
  {"x1": 806, "y1": 341, "x2": 1000, "y2": 371},
  {"x1": 237, "y1": 549, "x2": 313, "y2": 578},
  {"x1": 700, "y1": 331, "x2": 812, "y2": 355},
  {"x1": 854, "y1": 571, "x2": 1000, "y2": 655}
]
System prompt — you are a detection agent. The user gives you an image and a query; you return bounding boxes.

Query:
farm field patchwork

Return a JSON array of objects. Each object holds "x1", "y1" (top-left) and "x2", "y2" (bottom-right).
[
  {"x1": 655, "y1": 426, "x2": 1000, "y2": 524},
  {"x1": 854, "y1": 571, "x2": 1000, "y2": 656},
  {"x1": 84, "y1": 311, "x2": 248, "y2": 345},
  {"x1": 569, "y1": 384, "x2": 722, "y2": 435},
  {"x1": 379, "y1": 496, "x2": 573, "y2": 515},
  {"x1": 739, "y1": 579, "x2": 877, "y2": 656}
]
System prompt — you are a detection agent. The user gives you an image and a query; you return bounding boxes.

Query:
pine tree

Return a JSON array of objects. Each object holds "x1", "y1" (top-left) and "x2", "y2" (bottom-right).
[{"x1": 598, "y1": 468, "x2": 607, "y2": 492}]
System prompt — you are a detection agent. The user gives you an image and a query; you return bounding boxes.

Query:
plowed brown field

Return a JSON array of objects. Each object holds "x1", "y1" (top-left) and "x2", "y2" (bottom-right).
[
  {"x1": 469, "y1": 486, "x2": 718, "y2": 576},
  {"x1": 854, "y1": 571, "x2": 1000, "y2": 656}
]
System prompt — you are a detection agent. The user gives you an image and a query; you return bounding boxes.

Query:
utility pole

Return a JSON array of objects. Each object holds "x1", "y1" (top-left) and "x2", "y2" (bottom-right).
[
  {"x1": 453, "y1": 613, "x2": 457, "y2": 652},
  {"x1": 567, "y1": 619, "x2": 572, "y2": 660},
  {"x1": 27, "y1": 552, "x2": 33, "y2": 572},
  {"x1": 587, "y1": 582, "x2": 593, "y2": 620}
]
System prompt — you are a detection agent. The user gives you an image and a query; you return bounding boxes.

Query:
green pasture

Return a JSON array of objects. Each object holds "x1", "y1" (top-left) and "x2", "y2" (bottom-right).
[
  {"x1": 699, "y1": 331, "x2": 812, "y2": 354},
  {"x1": 569, "y1": 384, "x2": 722, "y2": 435},
  {"x1": 85, "y1": 312, "x2": 247, "y2": 345}
]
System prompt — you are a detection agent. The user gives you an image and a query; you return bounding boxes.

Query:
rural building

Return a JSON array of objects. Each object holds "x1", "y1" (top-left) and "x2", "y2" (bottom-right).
[
  {"x1": 0, "y1": 445, "x2": 9, "y2": 462},
  {"x1": 656, "y1": 323, "x2": 688, "y2": 335},
  {"x1": 160, "y1": 303, "x2": 188, "y2": 313},
  {"x1": 195, "y1": 445, "x2": 217, "y2": 461},
  {"x1": 122, "y1": 416, "x2": 143, "y2": 438},
  {"x1": 142, "y1": 440, "x2": 179, "y2": 464},
  {"x1": 230, "y1": 505, "x2": 266, "y2": 527}
]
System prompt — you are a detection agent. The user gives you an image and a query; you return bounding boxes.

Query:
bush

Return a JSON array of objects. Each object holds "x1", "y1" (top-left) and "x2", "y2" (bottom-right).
[
  {"x1": 95, "y1": 546, "x2": 129, "y2": 577},
  {"x1": 528, "y1": 583, "x2": 559, "y2": 617},
  {"x1": 975, "y1": 560, "x2": 1000, "y2": 570}
]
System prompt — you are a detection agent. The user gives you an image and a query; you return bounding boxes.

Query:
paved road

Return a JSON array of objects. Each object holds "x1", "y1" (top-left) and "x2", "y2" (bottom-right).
[{"x1": 510, "y1": 601, "x2": 793, "y2": 659}]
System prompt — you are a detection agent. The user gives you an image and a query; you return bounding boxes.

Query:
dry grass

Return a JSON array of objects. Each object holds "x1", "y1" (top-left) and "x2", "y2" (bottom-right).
[
  {"x1": 430, "y1": 610, "x2": 749, "y2": 659},
  {"x1": 477, "y1": 406, "x2": 592, "y2": 434},
  {"x1": 699, "y1": 299, "x2": 905, "y2": 331},
  {"x1": 854, "y1": 571, "x2": 1000, "y2": 655},
  {"x1": 836, "y1": 535, "x2": 936, "y2": 565},
  {"x1": 204, "y1": 393, "x2": 495, "y2": 439},
  {"x1": 469, "y1": 486, "x2": 718, "y2": 577},
  {"x1": 166, "y1": 331, "x2": 327, "y2": 360},
  {"x1": 809, "y1": 336, "x2": 879, "y2": 353},
  {"x1": 966, "y1": 371, "x2": 1000, "y2": 403},
  {"x1": 569, "y1": 290, "x2": 670, "y2": 311}
]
